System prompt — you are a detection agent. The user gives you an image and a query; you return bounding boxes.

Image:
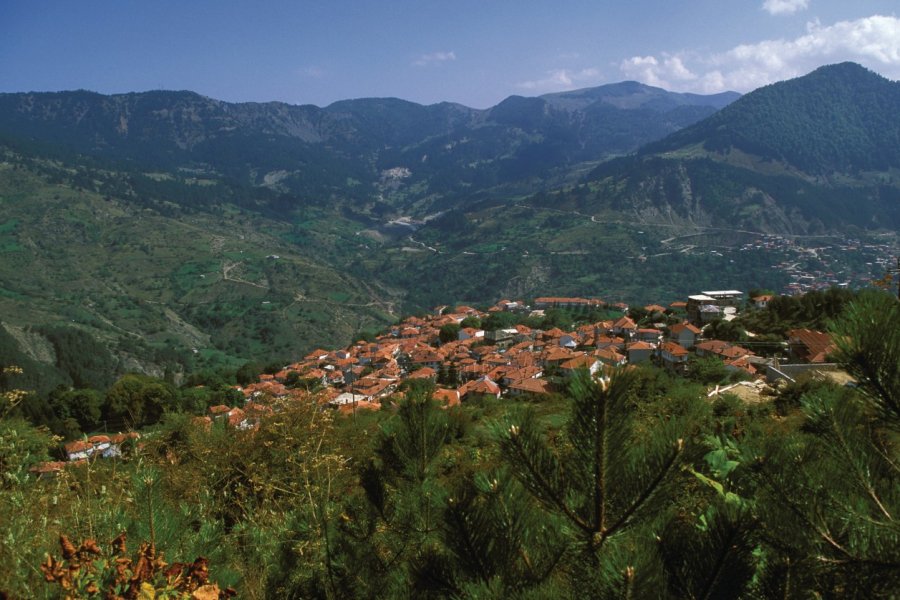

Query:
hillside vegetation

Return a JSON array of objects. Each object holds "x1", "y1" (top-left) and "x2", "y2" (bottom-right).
[
  {"x1": 1, "y1": 292, "x2": 898, "y2": 597},
  {"x1": 0, "y1": 153, "x2": 395, "y2": 381},
  {"x1": 646, "y1": 62, "x2": 900, "y2": 175},
  {"x1": 1, "y1": 63, "x2": 900, "y2": 383}
]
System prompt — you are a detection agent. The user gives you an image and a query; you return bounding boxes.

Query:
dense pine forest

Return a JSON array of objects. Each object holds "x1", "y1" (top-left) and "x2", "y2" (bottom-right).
[{"x1": 1, "y1": 290, "x2": 898, "y2": 598}]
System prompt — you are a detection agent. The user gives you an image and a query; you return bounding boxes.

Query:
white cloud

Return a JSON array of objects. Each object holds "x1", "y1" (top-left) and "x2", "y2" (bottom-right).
[
  {"x1": 619, "y1": 15, "x2": 900, "y2": 93},
  {"x1": 620, "y1": 55, "x2": 697, "y2": 88},
  {"x1": 762, "y1": 0, "x2": 810, "y2": 16},
  {"x1": 413, "y1": 51, "x2": 456, "y2": 67},
  {"x1": 516, "y1": 67, "x2": 601, "y2": 92}
]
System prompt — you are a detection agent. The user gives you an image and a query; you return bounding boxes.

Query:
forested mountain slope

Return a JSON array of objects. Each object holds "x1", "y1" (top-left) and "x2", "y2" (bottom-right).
[
  {"x1": 0, "y1": 82, "x2": 737, "y2": 215},
  {"x1": 558, "y1": 63, "x2": 900, "y2": 233}
]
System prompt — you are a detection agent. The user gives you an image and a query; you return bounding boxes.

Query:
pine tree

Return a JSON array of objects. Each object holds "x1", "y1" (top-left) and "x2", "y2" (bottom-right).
[
  {"x1": 411, "y1": 469, "x2": 569, "y2": 597},
  {"x1": 752, "y1": 385, "x2": 900, "y2": 597},
  {"x1": 749, "y1": 292, "x2": 900, "y2": 597},
  {"x1": 332, "y1": 386, "x2": 454, "y2": 597},
  {"x1": 494, "y1": 368, "x2": 706, "y2": 596},
  {"x1": 830, "y1": 290, "x2": 900, "y2": 424}
]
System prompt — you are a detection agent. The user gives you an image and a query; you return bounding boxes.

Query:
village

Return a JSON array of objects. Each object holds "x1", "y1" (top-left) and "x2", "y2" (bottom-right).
[
  {"x1": 192, "y1": 290, "x2": 839, "y2": 424},
  {"x1": 734, "y1": 233, "x2": 895, "y2": 294},
  {"x1": 41, "y1": 288, "x2": 845, "y2": 475}
]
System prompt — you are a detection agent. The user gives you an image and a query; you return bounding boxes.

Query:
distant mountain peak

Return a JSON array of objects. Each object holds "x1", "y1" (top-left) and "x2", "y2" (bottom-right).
[
  {"x1": 809, "y1": 61, "x2": 879, "y2": 76},
  {"x1": 538, "y1": 81, "x2": 740, "y2": 112}
]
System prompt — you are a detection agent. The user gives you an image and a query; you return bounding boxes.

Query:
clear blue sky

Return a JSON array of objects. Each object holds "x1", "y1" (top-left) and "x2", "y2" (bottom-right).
[{"x1": 2, "y1": 1, "x2": 898, "y2": 108}]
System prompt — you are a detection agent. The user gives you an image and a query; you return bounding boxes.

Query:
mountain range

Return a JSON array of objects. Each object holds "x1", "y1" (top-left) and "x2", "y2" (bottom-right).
[
  {"x1": 0, "y1": 62, "x2": 897, "y2": 384},
  {"x1": 0, "y1": 81, "x2": 738, "y2": 213}
]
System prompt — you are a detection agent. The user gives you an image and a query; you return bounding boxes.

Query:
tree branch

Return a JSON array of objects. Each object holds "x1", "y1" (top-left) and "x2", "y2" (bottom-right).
[
  {"x1": 597, "y1": 439, "x2": 683, "y2": 547},
  {"x1": 507, "y1": 433, "x2": 590, "y2": 533}
]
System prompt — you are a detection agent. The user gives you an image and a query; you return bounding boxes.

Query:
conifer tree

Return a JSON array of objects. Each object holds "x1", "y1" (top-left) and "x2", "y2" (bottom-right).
[
  {"x1": 830, "y1": 290, "x2": 900, "y2": 423},
  {"x1": 752, "y1": 385, "x2": 900, "y2": 596},
  {"x1": 333, "y1": 385, "x2": 454, "y2": 597},
  {"x1": 494, "y1": 368, "x2": 706, "y2": 596},
  {"x1": 749, "y1": 292, "x2": 900, "y2": 597},
  {"x1": 411, "y1": 469, "x2": 568, "y2": 597}
]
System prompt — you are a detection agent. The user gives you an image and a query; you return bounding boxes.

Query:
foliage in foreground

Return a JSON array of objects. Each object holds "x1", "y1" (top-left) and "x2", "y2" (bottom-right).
[
  {"x1": 40, "y1": 532, "x2": 233, "y2": 599},
  {"x1": 0, "y1": 292, "x2": 899, "y2": 597}
]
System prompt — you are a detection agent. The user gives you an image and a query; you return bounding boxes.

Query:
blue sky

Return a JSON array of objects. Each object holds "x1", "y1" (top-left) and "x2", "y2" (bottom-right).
[{"x1": 2, "y1": 1, "x2": 899, "y2": 108}]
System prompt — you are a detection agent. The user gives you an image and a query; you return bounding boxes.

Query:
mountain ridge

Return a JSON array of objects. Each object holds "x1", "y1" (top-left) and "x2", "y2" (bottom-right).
[
  {"x1": 539, "y1": 81, "x2": 740, "y2": 112},
  {"x1": 0, "y1": 81, "x2": 741, "y2": 214}
]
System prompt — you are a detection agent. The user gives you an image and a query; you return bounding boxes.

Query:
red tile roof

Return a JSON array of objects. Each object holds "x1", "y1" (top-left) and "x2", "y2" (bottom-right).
[
  {"x1": 508, "y1": 378, "x2": 552, "y2": 395},
  {"x1": 669, "y1": 322, "x2": 702, "y2": 335},
  {"x1": 594, "y1": 348, "x2": 626, "y2": 364},
  {"x1": 433, "y1": 388, "x2": 461, "y2": 407},
  {"x1": 338, "y1": 400, "x2": 381, "y2": 415},
  {"x1": 560, "y1": 355, "x2": 598, "y2": 370},
  {"x1": 660, "y1": 341, "x2": 689, "y2": 357},
  {"x1": 64, "y1": 440, "x2": 93, "y2": 454},
  {"x1": 613, "y1": 316, "x2": 637, "y2": 330},
  {"x1": 696, "y1": 340, "x2": 753, "y2": 360},
  {"x1": 787, "y1": 329, "x2": 835, "y2": 363},
  {"x1": 227, "y1": 408, "x2": 247, "y2": 427},
  {"x1": 460, "y1": 377, "x2": 501, "y2": 398},
  {"x1": 110, "y1": 432, "x2": 140, "y2": 444},
  {"x1": 725, "y1": 355, "x2": 758, "y2": 375},
  {"x1": 408, "y1": 367, "x2": 437, "y2": 379},
  {"x1": 503, "y1": 366, "x2": 542, "y2": 383},
  {"x1": 29, "y1": 461, "x2": 67, "y2": 475},
  {"x1": 543, "y1": 347, "x2": 579, "y2": 362},
  {"x1": 627, "y1": 341, "x2": 655, "y2": 351}
]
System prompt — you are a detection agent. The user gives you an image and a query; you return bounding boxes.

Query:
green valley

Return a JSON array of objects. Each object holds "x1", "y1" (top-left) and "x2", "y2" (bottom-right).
[{"x1": 2, "y1": 63, "x2": 900, "y2": 386}]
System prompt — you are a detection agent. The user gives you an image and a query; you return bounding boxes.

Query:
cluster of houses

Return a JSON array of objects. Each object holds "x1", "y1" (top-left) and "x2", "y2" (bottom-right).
[
  {"x1": 32, "y1": 290, "x2": 839, "y2": 478},
  {"x1": 224, "y1": 291, "x2": 836, "y2": 414},
  {"x1": 61, "y1": 432, "x2": 142, "y2": 461},
  {"x1": 30, "y1": 432, "x2": 141, "y2": 478},
  {"x1": 194, "y1": 400, "x2": 275, "y2": 431}
]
